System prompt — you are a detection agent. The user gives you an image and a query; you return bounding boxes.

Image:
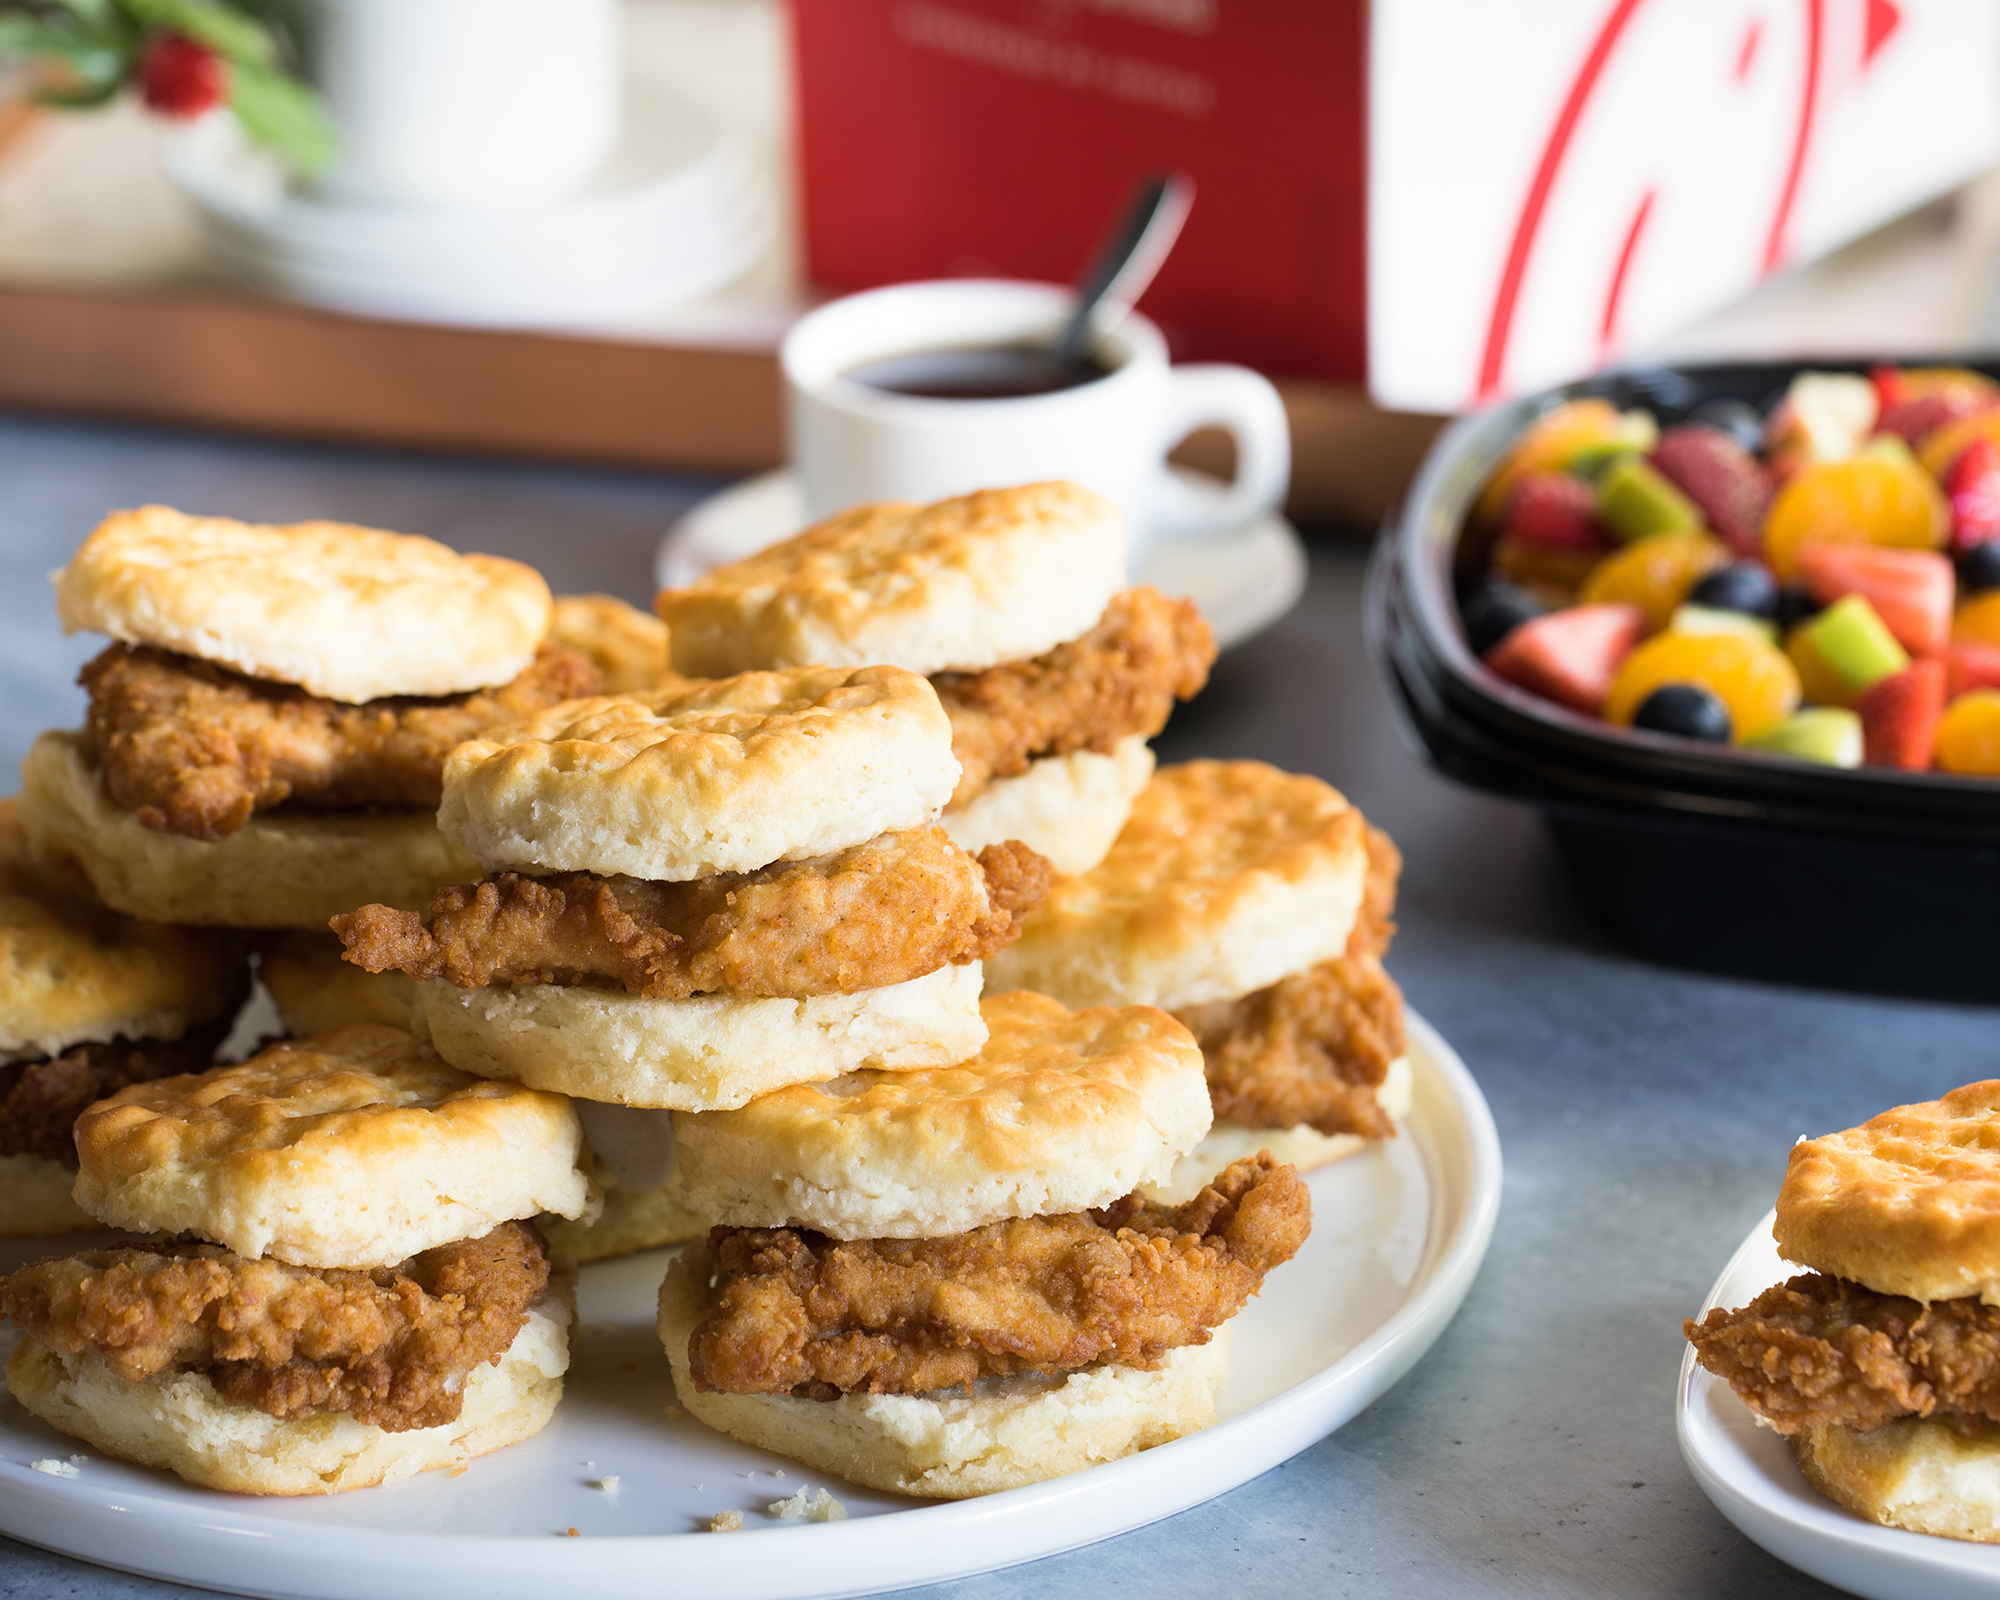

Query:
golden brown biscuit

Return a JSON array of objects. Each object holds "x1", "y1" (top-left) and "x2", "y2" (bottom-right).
[
  {"x1": 983, "y1": 761, "x2": 1370, "y2": 1010},
  {"x1": 659, "y1": 482, "x2": 1126, "y2": 679},
  {"x1": 438, "y1": 667, "x2": 960, "y2": 880},
  {"x1": 549, "y1": 594, "x2": 675, "y2": 694},
  {"x1": 260, "y1": 932, "x2": 418, "y2": 1036},
  {"x1": 676, "y1": 990, "x2": 1209, "y2": 1237},
  {"x1": 7, "y1": 1291, "x2": 570, "y2": 1496},
  {"x1": 54, "y1": 505, "x2": 552, "y2": 702},
  {"x1": 0, "y1": 798, "x2": 244, "y2": 1062},
  {"x1": 940, "y1": 737, "x2": 1155, "y2": 878},
  {"x1": 658, "y1": 1244, "x2": 1226, "y2": 1499},
  {"x1": 1776, "y1": 1081, "x2": 2000, "y2": 1303},
  {"x1": 413, "y1": 961, "x2": 986, "y2": 1111},
  {"x1": 1795, "y1": 1419, "x2": 2000, "y2": 1542},
  {"x1": 19, "y1": 731, "x2": 477, "y2": 929},
  {"x1": 72, "y1": 1026, "x2": 596, "y2": 1267}
]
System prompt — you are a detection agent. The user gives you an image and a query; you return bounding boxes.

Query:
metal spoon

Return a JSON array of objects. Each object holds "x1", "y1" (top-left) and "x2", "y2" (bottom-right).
[{"x1": 1052, "y1": 170, "x2": 1196, "y2": 374}]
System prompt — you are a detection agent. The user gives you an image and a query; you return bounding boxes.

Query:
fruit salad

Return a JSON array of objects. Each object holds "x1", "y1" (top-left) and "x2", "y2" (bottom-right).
[{"x1": 1460, "y1": 366, "x2": 2000, "y2": 777}]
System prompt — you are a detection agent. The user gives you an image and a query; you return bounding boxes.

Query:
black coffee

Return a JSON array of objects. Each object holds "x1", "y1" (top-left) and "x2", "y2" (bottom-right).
[{"x1": 842, "y1": 342, "x2": 1113, "y2": 400}]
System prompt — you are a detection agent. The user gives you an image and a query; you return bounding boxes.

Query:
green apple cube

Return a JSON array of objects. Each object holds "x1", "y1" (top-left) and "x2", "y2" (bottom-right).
[
  {"x1": 1800, "y1": 593, "x2": 1910, "y2": 692},
  {"x1": 1670, "y1": 604, "x2": 1779, "y2": 645},
  {"x1": 1744, "y1": 707, "x2": 1864, "y2": 767},
  {"x1": 1595, "y1": 454, "x2": 1703, "y2": 542}
]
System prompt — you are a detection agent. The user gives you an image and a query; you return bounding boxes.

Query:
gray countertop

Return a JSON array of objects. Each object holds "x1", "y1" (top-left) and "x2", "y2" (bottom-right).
[{"x1": 2, "y1": 415, "x2": 1987, "y2": 1600}]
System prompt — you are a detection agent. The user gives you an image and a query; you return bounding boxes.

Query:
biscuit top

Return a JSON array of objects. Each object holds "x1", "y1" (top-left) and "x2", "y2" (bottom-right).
[
  {"x1": 438, "y1": 666, "x2": 960, "y2": 880},
  {"x1": 55, "y1": 506, "x2": 552, "y2": 703},
  {"x1": 1776, "y1": 1081, "x2": 2000, "y2": 1304},
  {"x1": 72, "y1": 1025, "x2": 594, "y2": 1267},
  {"x1": 674, "y1": 989, "x2": 1211, "y2": 1238},
  {"x1": 0, "y1": 799, "x2": 242, "y2": 1063},
  {"x1": 659, "y1": 481, "x2": 1126, "y2": 678}
]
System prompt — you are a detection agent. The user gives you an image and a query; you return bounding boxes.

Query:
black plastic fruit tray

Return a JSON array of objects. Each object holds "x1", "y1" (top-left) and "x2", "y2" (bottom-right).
[{"x1": 1367, "y1": 357, "x2": 2000, "y2": 1004}]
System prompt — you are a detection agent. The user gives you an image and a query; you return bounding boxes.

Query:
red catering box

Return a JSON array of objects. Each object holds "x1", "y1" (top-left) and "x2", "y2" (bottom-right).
[{"x1": 789, "y1": 0, "x2": 2000, "y2": 413}]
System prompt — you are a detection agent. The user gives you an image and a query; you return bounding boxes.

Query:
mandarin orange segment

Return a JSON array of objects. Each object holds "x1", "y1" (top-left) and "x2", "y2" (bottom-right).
[
  {"x1": 1919, "y1": 410, "x2": 2000, "y2": 480},
  {"x1": 1576, "y1": 530, "x2": 1729, "y2": 632},
  {"x1": 1953, "y1": 589, "x2": 2000, "y2": 650},
  {"x1": 1474, "y1": 399, "x2": 1630, "y2": 526},
  {"x1": 1936, "y1": 690, "x2": 2000, "y2": 775},
  {"x1": 1603, "y1": 630, "x2": 1801, "y2": 740},
  {"x1": 1762, "y1": 455, "x2": 1950, "y2": 580}
]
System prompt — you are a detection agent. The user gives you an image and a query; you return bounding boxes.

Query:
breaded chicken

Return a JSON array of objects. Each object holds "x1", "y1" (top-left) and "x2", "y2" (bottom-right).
[
  {"x1": 82, "y1": 644, "x2": 604, "y2": 841},
  {"x1": 688, "y1": 1154, "x2": 1310, "y2": 1398},
  {"x1": 0, "y1": 1222, "x2": 548, "y2": 1433},
  {"x1": 1171, "y1": 827, "x2": 1406, "y2": 1138},
  {"x1": 933, "y1": 587, "x2": 1216, "y2": 807},
  {"x1": 1687, "y1": 1273, "x2": 2000, "y2": 1436},
  {"x1": 333, "y1": 832, "x2": 1051, "y2": 1000}
]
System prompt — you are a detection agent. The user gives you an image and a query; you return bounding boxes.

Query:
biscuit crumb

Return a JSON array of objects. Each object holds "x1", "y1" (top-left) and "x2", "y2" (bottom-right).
[
  {"x1": 446, "y1": 1462, "x2": 469, "y2": 1479},
  {"x1": 564, "y1": 1527, "x2": 580, "y2": 1538},
  {"x1": 710, "y1": 1511, "x2": 743, "y2": 1533},
  {"x1": 662, "y1": 1405, "x2": 684, "y2": 1420},
  {"x1": 768, "y1": 1485, "x2": 847, "y2": 1523},
  {"x1": 591, "y1": 1476, "x2": 620, "y2": 1493},
  {"x1": 29, "y1": 1459, "x2": 78, "y2": 1478}
]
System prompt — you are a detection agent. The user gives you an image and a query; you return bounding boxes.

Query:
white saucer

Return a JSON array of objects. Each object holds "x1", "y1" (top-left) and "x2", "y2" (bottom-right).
[
  {"x1": 1680, "y1": 1214, "x2": 2000, "y2": 1599},
  {"x1": 0, "y1": 1011, "x2": 1497, "y2": 1600},
  {"x1": 164, "y1": 86, "x2": 768, "y2": 327},
  {"x1": 657, "y1": 468, "x2": 1311, "y2": 652}
]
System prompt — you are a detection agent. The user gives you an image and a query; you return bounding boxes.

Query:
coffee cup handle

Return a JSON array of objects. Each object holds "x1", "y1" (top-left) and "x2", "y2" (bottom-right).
[{"x1": 1148, "y1": 364, "x2": 1292, "y2": 539}]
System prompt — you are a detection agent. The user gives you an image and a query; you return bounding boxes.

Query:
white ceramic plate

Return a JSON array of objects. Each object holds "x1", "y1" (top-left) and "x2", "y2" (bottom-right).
[
  {"x1": 656, "y1": 467, "x2": 1311, "y2": 653},
  {"x1": 0, "y1": 1010, "x2": 1495, "y2": 1600},
  {"x1": 1680, "y1": 1214, "x2": 2000, "y2": 1599}
]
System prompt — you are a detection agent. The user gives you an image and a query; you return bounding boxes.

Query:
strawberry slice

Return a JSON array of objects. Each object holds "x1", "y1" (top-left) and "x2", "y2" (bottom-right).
[
  {"x1": 1870, "y1": 365, "x2": 1911, "y2": 415},
  {"x1": 1795, "y1": 544, "x2": 1954, "y2": 657},
  {"x1": 1483, "y1": 603, "x2": 1646, "y2": 715},
  {"x1": 1499, "y1": 471, "x2": 1608, "y2": 551},
  {"x1": 1855, "y1": 658, "x2": 1946, "y2": 769},
  {"x1": 1947, "y1": 641, "x2": 2000, "y2": 698},
  {"x1": 1877, "y1": 391, "x2": 1987, "y2": 449},
  {"x1": 1649, "y1": 424, "x2": 1771, "y2": 557},
  {"x1": 1947, "y1": 435, "x2": 2000, "y2": 552}
]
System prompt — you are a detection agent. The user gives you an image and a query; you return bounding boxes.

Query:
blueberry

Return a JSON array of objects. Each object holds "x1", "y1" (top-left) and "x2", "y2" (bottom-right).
[
  {"x1": 1688, "y1": 398, "x2": 1765, "y2": 455},
  {"x1": 1959, "y1": 541, "x2": 2000, "y2": 595},
  {"x1": 1632, "y1": 683, "x2": 1732, "y2": 742},
  {"x1": 1461, "y1": 579, "x2": 1542, "y2": 656},
  {"x1": 1775, "y1": 582, "x2": 1822, "y2": 631},
  {"x1": 1689, "y1": 562, "x2": 1780, "y2": 618}
]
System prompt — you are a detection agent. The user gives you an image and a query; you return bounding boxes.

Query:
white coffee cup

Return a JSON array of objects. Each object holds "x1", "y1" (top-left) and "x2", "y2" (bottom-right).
[{"x1": 782, "y1": 279, "x2": 1291, "y2": 557}]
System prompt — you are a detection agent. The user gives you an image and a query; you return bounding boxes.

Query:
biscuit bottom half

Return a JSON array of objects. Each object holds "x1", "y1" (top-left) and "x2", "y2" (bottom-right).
[
  {"x1": 6, "y1": 1292, "x2": 571, "y2": 1496},
  {"x1": 1796, "y1": 1419, "x2": 2000, "y2": 1543},
  {"x1": 657, "y1": 1248, "x2": 1227, "y2": 1499},
  {"x1": 20, "y1": 731, "x2": 476, "y2": 929},
  {"x1": 1141, "y1": 1056, "x2": 1414, "y2": 1205},
  {"x1": 940, "y1": 737, "x2": 1154, "y2": 879},
  {"x1": 414, "y1": 962, "x2": 988, "y2": 1111},
  {"x1": 0, "y1": 1152, "x2": 98, "y2": 1236}
]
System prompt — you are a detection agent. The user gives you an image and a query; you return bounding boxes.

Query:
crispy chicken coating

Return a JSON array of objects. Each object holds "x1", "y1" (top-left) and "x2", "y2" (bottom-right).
[
  {"x1": 333, "y1": 832, "x2": 1050, "y2": 1000},
  {"x1": 1171, "y1": 826, "x2": 1405, "y2": 1138},
  {"x1": 688, "y1": 1154, "x2": 1310, "y2": 1398},
  {"x1": 0, "y1": 1222, "x2": 548, "y2": 1433},
  {"x1": 81, "y1": 644, "x2": 604, "y2": 841},
  {"x1": 933, "y1": 587, "x2": 1216, "y2": 807},
  {"x1": 1687, "y1": 1273, "x2": 2000, "y2": 1437}
]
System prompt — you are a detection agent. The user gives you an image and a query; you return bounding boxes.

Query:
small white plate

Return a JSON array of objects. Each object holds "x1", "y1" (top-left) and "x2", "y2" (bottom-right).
[
  {"x1": 656, "y1": 467, "x2": 1311, "y2": 652},
  {"x1": 1680, "y1": 1215, "x2": 2000, "y2": 1599},
  {"x1": 0, "y1": 1010, "x2": 1497, "y2": 1600}
]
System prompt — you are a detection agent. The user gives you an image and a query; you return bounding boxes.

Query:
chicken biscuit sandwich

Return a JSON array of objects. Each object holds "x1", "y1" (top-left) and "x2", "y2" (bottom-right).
[
  {"x1": 984, "y1": 761, "x2": 1409, "y2": 1200},
  {"x1": 22, "y1": 507, "x2": 603, "y2": 928},
  {"x1": 661, "y1": 989, "x2": 1309, "y2": 1497},
  {"x1": 1689, "y1": 1080, "x2": 2000, "y2": 1542},
  {"x1": 0, "y1": 1025, "x2": 596, "y2": 1494},
  {"x1": 334, "y1": 666, "x2": 1049, "y2": 1111},
  {"x1": 657, "y1": 481, "x2": 1214, "y2": 877}
]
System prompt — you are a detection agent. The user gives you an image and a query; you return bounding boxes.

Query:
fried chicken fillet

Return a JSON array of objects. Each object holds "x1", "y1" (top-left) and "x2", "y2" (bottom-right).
[
  {"x1": 0, "y1": 1222, "x2": 549, "y2": 1433},
  {"x1": 933, "y1": 587, "x2": 1216, "y2": 807},
  {"x1": 81, "y1": 644, "x2": 604, "y2": 841},
  {"x1": 334, "y1": 831, "x2": 1050, "y2": 999},
  {"x1": 688, "y1": 1154, "x2": 1310, "y2": 1399},
  {"x1": 1172, "y1": 826, "x2": 1407, "y2": 1138},
  {"x1": 1688, "y1": 1273, "x2": 2000, "y2": 1437}
]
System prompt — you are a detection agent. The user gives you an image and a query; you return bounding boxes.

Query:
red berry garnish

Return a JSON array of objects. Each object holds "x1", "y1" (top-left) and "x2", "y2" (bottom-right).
[
  {"x1": 138, "y1": 34, "x2": 226, "y2": 119},
  {"x1": 1947, "y1": 435, "x2": 2000, "y2": 553}
]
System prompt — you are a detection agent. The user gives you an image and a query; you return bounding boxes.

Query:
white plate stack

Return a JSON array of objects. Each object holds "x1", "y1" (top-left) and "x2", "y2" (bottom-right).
[{"x1": 163, "y1": 86, "x2": 769, "y2": 328}]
